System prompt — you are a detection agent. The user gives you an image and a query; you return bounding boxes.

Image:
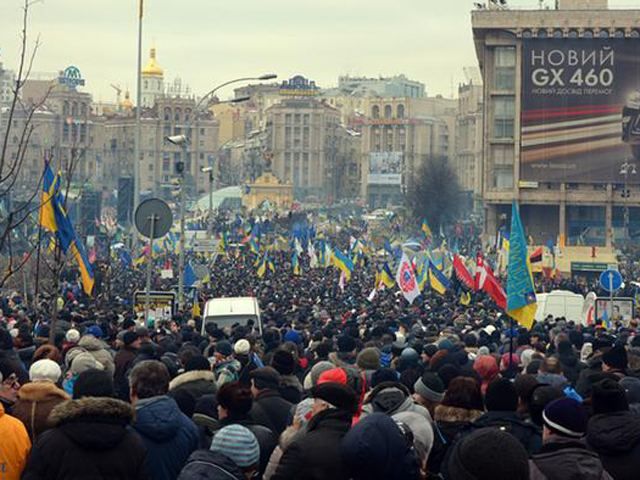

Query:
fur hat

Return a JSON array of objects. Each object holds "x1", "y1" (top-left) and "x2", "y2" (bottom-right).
[
  {"x1": 542, "y1": 397, "x2": 587, "y2": 437},
  {"x1": 29, "y1": 359, "x2": 62, "y2": 383},
  {"x1": 602, "y1": 345, "x2": 628, "y2": 371},
  {"x1": 233, "y1": 339, "x2": 251, "y2": 355},
  {"x1": 271, "y1": 349, "x2": 295, "y2": 375},
  {"x1": 592, "y1": 378, "x2": 629, "y2": 414},
  {"x1": 357, "y1": 347, "x2": 380, "y2": 371}
]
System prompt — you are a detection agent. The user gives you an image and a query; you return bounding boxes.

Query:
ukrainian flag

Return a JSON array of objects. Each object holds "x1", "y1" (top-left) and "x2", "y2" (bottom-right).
[
  {"x1": 256, "y1": 253, "x2": 267, "y2": 278},
  {"x1": 249, "y1": 235, "x2": 260, "y2": 254},
  {"x1": 429, "y1": 260, "x2": 451, "y2": 295},
  {"x1": 292, "y1": 250, "x2": 301, "y2": 276},
  {"x1": 421, "y1": 219, "x2": 433, "y2": 239},
  {"x1": 380, "y1": 262, "x2": 396, "y2": 288},
  {"x1": 416, "y1": 259, "x2": 429, "y2": 291},
  {"x1": 39, "y1": 164, "x2": 60, "y2": 233},
  {"x1": 332, "y1": 248, "x2": 354, "y2": 281}
]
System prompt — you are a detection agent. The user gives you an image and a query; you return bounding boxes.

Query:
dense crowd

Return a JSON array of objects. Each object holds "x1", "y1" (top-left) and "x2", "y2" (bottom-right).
[{"x1": 1, "y1": 218, "x2": 640, "y2": 480}]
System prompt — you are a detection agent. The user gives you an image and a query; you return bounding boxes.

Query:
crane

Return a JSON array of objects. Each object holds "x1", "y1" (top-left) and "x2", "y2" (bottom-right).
[{"x1": 110, "y1": 84, "x2": 122, "y2": 105}]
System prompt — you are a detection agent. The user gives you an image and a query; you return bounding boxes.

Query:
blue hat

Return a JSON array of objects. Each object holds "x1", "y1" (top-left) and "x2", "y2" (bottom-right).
[
  {"x1": 543, "y1": 397, "x2": 587, "y2": 437},
  {"x1": 86, "y1": 325, "x2": 104, "y2": 338},
  {"x1": 210, "y1": 425, "x2": 260, "y2": 468},
  {"x1": 284, "y1": 329, "x2": 302, "y2": 345}
]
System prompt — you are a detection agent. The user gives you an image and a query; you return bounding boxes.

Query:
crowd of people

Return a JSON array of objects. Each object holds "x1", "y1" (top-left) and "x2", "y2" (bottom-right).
[{"x1": 1, "y1": 215, "x2": 640, "y2": 480}]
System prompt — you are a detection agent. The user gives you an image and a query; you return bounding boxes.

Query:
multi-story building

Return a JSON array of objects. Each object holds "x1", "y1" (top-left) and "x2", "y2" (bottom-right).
[
  {"x1": 455, "y1": 77, "x2": 484, "y2": 211},
  {"x1": 0, "y1": 61, "x2": 15, "y2": 106},
  {"x1": 337, "y1": 75, "x2": 426, "y2": 98},
  {"x1": 472, "y1": 0, "x2": 640, "y2": 247}
]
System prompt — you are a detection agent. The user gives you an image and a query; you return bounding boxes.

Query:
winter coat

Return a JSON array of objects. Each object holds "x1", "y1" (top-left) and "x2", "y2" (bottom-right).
[
  {"x1": 557, "y1": 353, "x2": 584, "y2": 386},
  {"x1": 361, "y1": 381, "x2": 432, "y2": 421},
  {"x1": 427, "y1": 405, "x2": 483, "y2": 476},
  {"x1": 168, "y1": 370, "x2": 217, "y2": 416},
  {"x1": 587, "y1": 411, "x2": 640, "y2": 480},
  {"x1": 12, "y1": 381, "x2": 70, "y2": 440},
  {"x1": 75, "y1": 335, "x2": 115, "y2": 377},
  {"x1": 214, "y1": 358, "x2": 242, "y2": 388},
  {"x1": 250, "y1": 389, "x2": 293, "y2": 435},
  {"x1": 529, "y1": 435, "x2": 612, "y2": 480},
  {"x1": 272, "y1": 408, "x2": 353, "y2": 480},
  {"x1": 465, "y1": 410, "x2": 542, "y2": 454},
  {"x1": 21, "y1": 397, "x2": 147, "y2": 480},
  {"x1": 114, "y1": 346, "x2": 137, "y2": 399},
  {"x1": 131, "y1": 395, "x2": 199, "y2": 480},
  {"x1": 0, "y1": 402, "x2": 31, "y2": 480},
  {"x1": 279, "y1": 374, "x2": 303, "y2": 404},
  {"x1": 178, "y1": 450, "x2": 245, "y2": 480},
  {"x1": 0, "y1": 348, "x2": 29, "y2": 384}
]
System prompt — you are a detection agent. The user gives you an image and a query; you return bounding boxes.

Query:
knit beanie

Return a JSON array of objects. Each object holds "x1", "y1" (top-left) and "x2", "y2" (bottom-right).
[
  {"x1": 233, "y1": 339, "x2": 251, "y2": 356},
  {"x1": 592, "y1": 378, "x2": 629, "y2": 414},
  {"x1": 303, "y1": 361, "x2": 335, "y2": 390},
  {"x1": 337, "y1": 335, "x2": 357, "y2": 353},
  {"x1": 312, "y1": 382, "x2": 358, "y2": 413},
  {"x1": 215, "y1": 340, "x2": 233, "y2": 357},
  {"x1": 485, "y1": 378, "x2": 518, "y2": 412},
  {"x1": 70, "y1": 352, "x2": 104, "y2": 376},
  {"x1": 602, "y1": 345, "x2": 628, "y2": 371},
  {"x1": 65, "y1": 329, "x2": 80, "y2": 344},
  {"x1": 185, "y1": 355, "x2": 211, "y2": 372},
  {"x1": 271, "y1": 349, "x2": 295, "y2": 375},
  {"x1": 73, "y1": 369, "x2": 115, "y2": 399},
  {"x1": 357, "y1": 347, "x2": 381, "y2": 371},
  {"x1": 210, "y1": 424, "x2": 260, "y2": 468},
  {"x1": 542, "y1": 397, "x2": 587, "y2": 437},
  {"x1": 447, "y1": 427, "x2": 529, "y2": 480},
  {"x1": 413, "y1": 372, "x2": 445, "y2": 403},
  {"x1": 29, "y1": 359, "x2": 62, "y2": 383}
]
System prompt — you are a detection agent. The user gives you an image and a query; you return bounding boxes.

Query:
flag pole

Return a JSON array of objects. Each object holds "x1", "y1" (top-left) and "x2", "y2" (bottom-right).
[{"x1": 509, "y1": 315, "x2": 514, "y2": 370}]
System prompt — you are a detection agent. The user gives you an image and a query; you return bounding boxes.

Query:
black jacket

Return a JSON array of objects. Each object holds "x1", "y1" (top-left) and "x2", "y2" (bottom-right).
[
  {"x1": 557, "y1": 354, "x2": 584, "y2": 386},
  {"x1": 468, "y1": 410, "x2": 542, "y2": 454},
  {"x1": 168, "y1": 370, "x2": 217, "y2": 417},
  {"x1": 249, "y1": 389, "x2": 293, "y2": 435},
  {"x1": 178, "y1": 450, "x2": 245, "y2": 480},
  {"x1": 215, "y1": 415, "x2": 277, "y2": 476},
  {"x1": 530, "y1": 435, "x2": 612, "y2": 480},
  {"x1": 272, "y1": 408, "x2": 353, "y2": 480},
  {"x1": 21, "y1": 397, "x2": 148, "y2": 480},
  {"x1": 587, "y1": 411, "x2": 640, "y2": 480}
]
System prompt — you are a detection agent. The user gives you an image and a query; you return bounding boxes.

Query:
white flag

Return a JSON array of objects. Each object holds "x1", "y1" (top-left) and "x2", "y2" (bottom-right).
[
  {"x1": 395, "y1": 253, "x2": 420, "y2": 304},
  {"x1": 308, "y1": 243, "x2": 318, "y2": 268}
]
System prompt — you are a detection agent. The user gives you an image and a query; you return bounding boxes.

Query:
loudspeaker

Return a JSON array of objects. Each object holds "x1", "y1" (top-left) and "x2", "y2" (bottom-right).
[
  {"x1": 80, "y1": 190, "x2": 102, "y2": 236},
  {"x1": 117, "y1": 176, "x2": 133, "y2": 226}
]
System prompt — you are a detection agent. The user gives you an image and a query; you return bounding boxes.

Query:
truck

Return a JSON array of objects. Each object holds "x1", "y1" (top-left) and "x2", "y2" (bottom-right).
[{"x1": 201, "y1": 296, "x2": 263, "y2": 336}]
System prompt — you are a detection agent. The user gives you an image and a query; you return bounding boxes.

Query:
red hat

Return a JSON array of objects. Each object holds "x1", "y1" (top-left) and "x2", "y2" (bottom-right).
[{"x1": 318, "y1": 367, "x2": 348, "y2": 385}]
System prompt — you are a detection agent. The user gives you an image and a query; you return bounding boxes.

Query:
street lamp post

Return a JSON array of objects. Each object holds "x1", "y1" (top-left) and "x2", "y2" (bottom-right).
[
  {"x1": 169, "y1": 73, "x2": 277, "y2": 310},
  {"x1": 201, "y1": 166, "x2": 214, "y2": 233},
  {"x1": 620, "y1": 160, "x2": 637, "y2": 243}
]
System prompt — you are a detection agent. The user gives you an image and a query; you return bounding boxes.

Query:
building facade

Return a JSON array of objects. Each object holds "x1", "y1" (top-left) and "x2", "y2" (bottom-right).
[{"x1": 472, "y1": 0, "x2": 640, "y2": 246}]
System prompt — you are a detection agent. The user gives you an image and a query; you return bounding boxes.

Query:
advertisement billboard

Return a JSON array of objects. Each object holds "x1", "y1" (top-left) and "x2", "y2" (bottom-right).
[
  {"x1": 368, "y1": 152, "x2": 403, "y2": 185},
  {"x1": 521, "y1": 38, "x2": 640, "y2": 183}
]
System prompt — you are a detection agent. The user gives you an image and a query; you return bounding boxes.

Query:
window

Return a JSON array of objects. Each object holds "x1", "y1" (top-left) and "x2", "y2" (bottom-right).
[
  {"x1": 494, "y1": 47, "x2": 516, "y2": 90},
  {"x1": 397, "y1": 104, "x2": 405, "y2": 119},
  {"x1": 285, "y1": 114, "x2": 292, "y2": 124},
  {"x1": 148, "y1": 163, "x2": 154, "y2": 171},
  {"x1": 162, "y1": 154, "x2": 170, "y2": 171},
  {"x1": 303, "y1": 114, "x2": 309, "y2": 125},
  {"x1": 493, "y1": 97, "x2": 515, "y2": 138},
  {"x1": 80, "y1": 103, "x2": 87, "y2": 116},
  {"x1": 491, "y1": 145, "x2": 514, "y2": 190},
  {"x1": 174, "y1": 109, "x2": 181, "y2": 122},
  {"x1": 72, "y1": 102, "x2": 78, "y2": 116},
  {"x1": 80, "y1": 124, "x2": 87, "y2": 142},
  {"x1": 200, "y1": 128, "x2": 205, "y2": 136},
  {"x1": 294, "y1": 114, "x2": 301, "y2": 124},
  {"x1": 63, "y1": 101, "x2": 69, "y2": 116},
  {"x1": 384, "y1": 105, "x2": 392, "y2": 119},
  {"x1": 164, "y1": 108, "x2": 171, "y2": 121},
  {"x1": 372, "y1": 105, "x2": 380, "y2": 119},
  {"x1": 144, "y1": 80, "x2": 149, "y2": 89}
]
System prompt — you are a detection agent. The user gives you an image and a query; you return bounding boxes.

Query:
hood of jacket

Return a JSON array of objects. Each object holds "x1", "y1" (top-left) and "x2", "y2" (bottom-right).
[
  {"x1": 134, "y1": 395, "x2": 185, "y2": 442},
  {"x1": 180, "y1": 450, "x2": 244, "y2": 480},
  {"x1": 434, "y1": 405, "x2": 484, "y2": 424},
  {"x1": 17, "y1": 381, "x2": 70, "y2": 402},
  {"x1": 169, "y1": 370, "x2": 215, "y2": 391},
  {"x1": 78, "y1": 334, "x2": 109, "y2": 352},
  {"x1": 587, "y1": 411, "x2": 640, "y2": 454},
  {"x1": 365, "y1": 382, "x2": 412, "y2": 415},
  {"x1": 49, "y1": 397, "x2": 133, "y2": 450},
  {"x1": 532, "y1": 436, "x2": 607, "y2": 480}
]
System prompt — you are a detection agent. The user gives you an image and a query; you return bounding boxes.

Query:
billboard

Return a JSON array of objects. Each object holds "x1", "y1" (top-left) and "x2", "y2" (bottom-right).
[
  {"x1": 368, "y1": 152, "x2": 403, "y2": 185},
  {"x1": 521, "y1": 38, "x2": 640, "y2": 183}
]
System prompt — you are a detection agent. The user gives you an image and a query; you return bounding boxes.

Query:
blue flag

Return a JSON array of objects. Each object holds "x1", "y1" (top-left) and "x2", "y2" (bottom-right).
[{"x1": 184, "y1": 262, "x2": 197, "y2": 287}]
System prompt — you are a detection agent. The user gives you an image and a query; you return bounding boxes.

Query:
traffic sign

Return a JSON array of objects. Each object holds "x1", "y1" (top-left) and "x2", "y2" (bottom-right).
[{"x1": 600, "y1": 269, "x2": 623, "y2": 292}]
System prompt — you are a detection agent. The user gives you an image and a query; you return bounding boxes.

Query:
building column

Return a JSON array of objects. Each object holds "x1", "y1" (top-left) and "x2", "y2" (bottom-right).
[
  {"x1": 605, "y1": 201, "x2": 613, "y2": 247},
  {"x1": 484, "y1": 204, "x2": 498, "y2": 243},
  {"x1": 559, "y1": 201, "x2": 566, "y2": 247}
]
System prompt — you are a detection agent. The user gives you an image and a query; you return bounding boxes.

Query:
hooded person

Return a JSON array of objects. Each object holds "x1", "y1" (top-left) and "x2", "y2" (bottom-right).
[
  {"x1": 74, "y1": 333, "x2": 115, "y2": 377},
  {"x1": 271, "y1": 382, "x2": 358, "y2": 480},
  {"x1": 361, "y1": 380, "x2": 431, "y2": 422},
  {"x1": 620, "y1": 376, "x2": 640, "y2": 415},
  {"x1": 213, "y1": 340, "x2": 242, "y2": 388},
  {"x1": 12, "y1": 359, "x2": 70, "y2": 441},
  {"x1": 341, "y1": 412, "x2": 420, "y2": 480},
  {"x1": 178, "y1": 424, "x2": 261, "y2": 480},
  {"x1": 529, "y1": 397, "x2": 612, "y2": 480},
  {"x1": 586, "y1": 378, "x2": 640, "y2": 480},
  {"x1": 61, "y1": 352, "x2": 104, "y2": 396},
  {"x1": 556, "y1": 339, "x2": 584, "y2": 385},
  {"x1": 270, "y1": 349, "x2": 303, "y2": 404},
  {"x1": 473, "y1": 355, "x2": 499, "y2": 395},
  {"x1": 356, "y1": 347, "x2": 380, "y2": 387},
  {"x1": 168, "y1": 355, "x2": 217, "y2": 417},
  {"x1": 21, "y1": 369, "x2": 147, "y2": 480},
  {"x1": 392, "y1": 411, "x2": 435, "y2": 475}
]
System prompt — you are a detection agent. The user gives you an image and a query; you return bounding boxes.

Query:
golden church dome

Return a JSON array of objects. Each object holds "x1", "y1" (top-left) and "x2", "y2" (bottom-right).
[
  {"x1": 142, "y1": 48, "x2": 163, "y2": 77},
  {"x1": 121, "y1": 90, "x2": 133, "y2": 110}
]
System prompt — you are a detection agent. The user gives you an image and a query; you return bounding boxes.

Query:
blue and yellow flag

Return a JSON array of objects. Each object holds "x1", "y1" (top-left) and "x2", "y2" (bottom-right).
[
  {"x1": 507, "y1": 202, "x2": 537, "y2": 329},
  {"x1": 380, "y1": 262, "x2": 396, "y2": 289},
  {"x1": 421, "y1": 219, "x2": 433, "y2": 239},
  {"x1": 429, "y1": 260, "x2": 451, "y2": 295},
  {"x1": 39, "y1": 163, "x2": 60, "y2": 233},
  {"x1": 332, "y1": 248, "x2": 354, "y2": 281},
  {"x1": 249, "y1": 235, "x2": 260, "y2": 254},
  {"x1": 416, "y1": 258, "x2": 429, "y2": 291},
  {"x1": 292, "y1": 250, "x2": 301, "y2": 276}
]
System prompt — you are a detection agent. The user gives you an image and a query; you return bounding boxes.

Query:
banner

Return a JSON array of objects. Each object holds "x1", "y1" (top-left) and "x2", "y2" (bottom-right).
[
  {"x1": 521, "y1": 38, "x2": 640, "y2": 183},
  {"x1": 368, "y1": 152, "x2": 403, "y2": 185}
]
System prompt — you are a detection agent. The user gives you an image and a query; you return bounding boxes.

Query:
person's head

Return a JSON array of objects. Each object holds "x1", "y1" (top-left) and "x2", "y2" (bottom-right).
[
  {"x1": 529, "y1": 385, "x2": 564, "y2": 427},
  {"x1": 210, "y1": 424, "x2": 260, "y2": 479},
  {"x1": 393, "y1": 411, "x2": 435, "y2": 469},
  {"x1": 513, "y1": 374, "x2": 539, "y2": 415},
  {"x1": 441, "y1": 377, "x2": 483, "y2": 412},
  {"x1": 32, "y1": 345, "x2": 62, "y2": 364},
  {"x1": 485, "y1": 378, "x2": 518, "y2": 412},
  {"x1": 541, "y1": 397, "x2": 587, "y2": 441},
  {"x1": 311, "y1": 381, "x2": 357, "y2": 417},
  {"x1": 214, "y1": 340, "x2": 233, "y2": 362},
  {"x1": 123, "y1": 331, "x2": 141, "y2": 350},
  {"x1": 217, "y1": 381, "x2": 252, "y2": 420},
  {"x1": 129, "y1": 360, "x2": 170, "y2": 403},
  {"x1": 356, "y1": 347, "x2": 380, "y2": 371},
  {"x1": 413, "y1": 372, "x2": 445, "y2": 416},
  {"x1": 447, "y1": 427, "x2": 529, "y2": 480},
  {"x1": 185, "y1": 355, "x2": 211, "y2": 372},
  {"x1": 602, "y1": 345, "x2": 628, "y2": 372},
  {"x1": 29, "y1": 359, "x2": 62, "y2": 384},
  {"x1": 73, "y1": 369, "x2": 115, "y2": 399},
  {"x1": 271, "y1": 349, "x2": 296, "y2": 376},
  {"x1": 591, "y1": 378, "x2": 629, "y2": 414},
  {"x1": 249, "y1": 367, "x2": 281, "y2": 397},
  {"x1": 539, "y1": 357, "x2": 562, "y2": 375}
]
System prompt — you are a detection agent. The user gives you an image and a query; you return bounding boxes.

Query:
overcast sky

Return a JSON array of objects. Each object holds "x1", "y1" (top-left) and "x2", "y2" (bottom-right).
[{"x1": 1, "y1": 0, "x2": 639, "y2": 103}]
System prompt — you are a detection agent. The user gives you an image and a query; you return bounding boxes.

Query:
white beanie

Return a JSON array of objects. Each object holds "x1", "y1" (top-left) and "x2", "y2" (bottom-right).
[
  {"x1": 29, "y1": 359, "x2": 62, "y2": 383},
  {"x1": 66, "y1": 329, "x2": 80, "y2": 343},
  {"x1": 234, "y1": 339, "x2": 251, "y2": 355}
]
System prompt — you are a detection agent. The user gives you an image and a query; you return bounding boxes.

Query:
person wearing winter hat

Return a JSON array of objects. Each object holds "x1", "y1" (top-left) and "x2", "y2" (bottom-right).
[
  {"x1": 179, "y1": 424, "x2": 260, "y2": 480},
  {"x1": 341, "y1": 412, "x2": 421, "y2": 480},
  {"x1": 601, "y1": 344, "x2": 628, "y2": 375},
  {"x1": 272, "y1": 382, "x2": 357, "y2": 480},
  {"x1": 302, "y1": 360, "x2": 334, "y2": 390},
  {"x1": 329, "y1": 335, "x2": 357, "y2": 368},
  {"x1": 113, "y1": 331, "x2": 140, "y2": 400},
  {"x1": 270, "y1": 349, "x2": 303, "y2": 403},
  {"x1": 587, "y1": 378, "x2": 640, "y2": 480},
  {"x1": 413, "y1": 372, "x2": 445, "y2": 417},
  {"x1": 392, "y1": 410, "x2": 435, "y2": 473},
  {"x1": 249, "y1": 367, "x2": 292, "y2": 436},
  {"x1": 530, "y1": 397, "x2": 609, "y2": 480},
  {"x1": 62, "y1": 352, "x2": 104, "y2": 396},
  {"x1": 213, "y1": 340, "x2": 242, "y2": 389},
  {"x1": 12, "y1": 359, "x2": 69, "y2": 440},
  {"x1": 473, "y1": 354, "x2": 499, "y2": 395},
  {"x1": 356, "y1": 347, "x2": 380, "y2": 372},
  {"x1": 446, "y1": 427, "x2": 530, "y2": 480},
  {"x1": 168, "y1": 355, "x2": 217, "y2": 417}
]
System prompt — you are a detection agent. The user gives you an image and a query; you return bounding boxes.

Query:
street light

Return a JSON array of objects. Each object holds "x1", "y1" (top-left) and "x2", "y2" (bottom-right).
[
  {"x1": 620, "y1": 160, "x2": 637, "y2": 243},
  {"x1": 174, "y1": 74, "x2": 277, "y2": 310},
  {"x1": 201, "y1": 166, "x2": 214, "y2": 232}
]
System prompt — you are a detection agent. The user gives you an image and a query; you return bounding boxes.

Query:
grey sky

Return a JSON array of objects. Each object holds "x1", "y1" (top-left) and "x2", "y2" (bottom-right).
[{"x1": 1, "y1": 0, "x2": 639, "y2": 103}]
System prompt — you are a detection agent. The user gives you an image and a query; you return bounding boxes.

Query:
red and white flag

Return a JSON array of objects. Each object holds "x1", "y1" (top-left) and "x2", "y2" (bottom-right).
[
  {"x1": 395, "y1": 253, "x2": 420, "y2": 304},
  {"x1": 475, "y1": 255, "x2": 507, "y2": 310},
  {"x1": 453, "y1": 254, "x2": 475, "y2": 290}
]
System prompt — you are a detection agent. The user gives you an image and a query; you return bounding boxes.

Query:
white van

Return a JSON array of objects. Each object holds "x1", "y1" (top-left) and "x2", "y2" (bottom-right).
[
  {"x1": 534, "y1": 290, "x2": 585, "y2": 324},
  {"x1": 201, "y1": 297, "x2": 263, "y2": 335}
]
